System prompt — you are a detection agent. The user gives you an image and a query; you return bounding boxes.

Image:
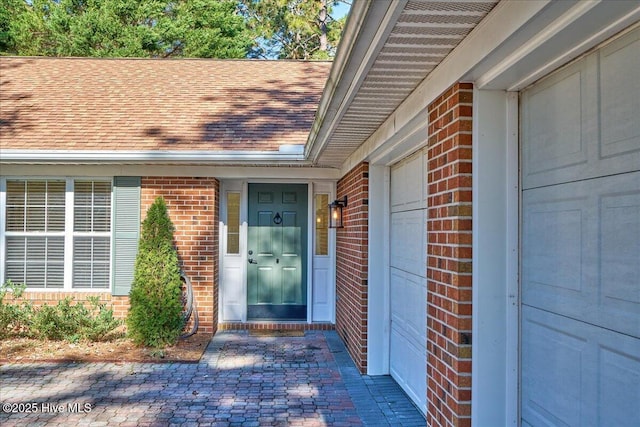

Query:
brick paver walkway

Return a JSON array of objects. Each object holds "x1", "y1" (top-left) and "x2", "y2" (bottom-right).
[{"x1": 1, "y1": 331, "x2": 425, "y2": 426}]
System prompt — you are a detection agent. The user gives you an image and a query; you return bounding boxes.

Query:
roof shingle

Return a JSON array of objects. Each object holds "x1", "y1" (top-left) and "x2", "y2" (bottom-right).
[{"x1": 0, "y1": 57, "x2": 331, "y2": 152}]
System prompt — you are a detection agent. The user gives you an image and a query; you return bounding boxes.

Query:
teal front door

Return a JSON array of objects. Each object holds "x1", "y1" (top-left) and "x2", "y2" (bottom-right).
[{"x1": 247, "y1": 183, "x2": 308, "y2": 320}]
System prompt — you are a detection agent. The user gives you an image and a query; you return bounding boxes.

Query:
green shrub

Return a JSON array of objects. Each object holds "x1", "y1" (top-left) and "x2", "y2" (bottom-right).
[
  {"x1": 1, "y1": 280, "x2": 121, "y2": 342},
  {"x1": 126, "y1": 196, "x2": 184, "y2": 348},
  {"x1": 0, "y1": 280, "x2": 34, "y2": 338},
  {"x1": 83, "y1": 296, "x2": 122, "y2": 342},
  {"x1": 31, "y1": 298, "x2": 86, "y2": 341}
]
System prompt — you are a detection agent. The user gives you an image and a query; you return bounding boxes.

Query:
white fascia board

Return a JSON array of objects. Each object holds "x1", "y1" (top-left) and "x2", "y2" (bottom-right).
[
  {"x1": 475, "y1": 0, "x2": 602, "y2": 89},
  {"x1": 0, "y1": 163, "x2": 342, "y2": 180},
  {"x1": 340, "y1": 0, "x2": 551, "y2": 171},
  {"x1": 502, "y1": 3, "x2": 640, "y2": 91},
  {"x1": 305, "y1": 0, "x2": 408, "y2": 163},
  {"x1": 0, "y1": 149, "x2": 308, "y2": 165}
]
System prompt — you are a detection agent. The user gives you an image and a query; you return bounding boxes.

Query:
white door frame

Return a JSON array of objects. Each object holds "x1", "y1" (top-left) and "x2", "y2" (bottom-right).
[{"x1": 219, "y1": 179, "x2": 337, "y2": 324}]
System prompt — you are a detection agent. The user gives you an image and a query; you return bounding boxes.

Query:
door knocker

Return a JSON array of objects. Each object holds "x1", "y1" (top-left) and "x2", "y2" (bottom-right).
[{"x1": 273, "y1": 212, "x2": 282, "y2": 225}]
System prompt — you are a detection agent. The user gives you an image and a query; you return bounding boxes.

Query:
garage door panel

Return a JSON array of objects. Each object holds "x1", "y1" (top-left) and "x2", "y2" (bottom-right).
[
  {"x1": 522, "y1": 26, "x2": 640, "y2": 427},
  {"x1": 522, "y1": 307, "x2": 588, "y2": 427},
  {"x1": 522, "y1": 307, "x2": 640, "y2": 427},
  {"x1": 522, "y1": 57, "x2": 594, "y2": 189},
  {"x1": 599, "y1": 344, "x2": 640, "y2": 427},
  {"x1": 389, "y1": 148, "x2": 428, "y2": 415},
  {"x1": 600, "y1": 189, "x2": 640, "y2": 311},
  {"x1": 390, "y1": 324, "x2": 427, "y2": 412},
  {"x1": 522, "y1": 194, "x2": 585, "y2": 294},
  {"x1": 523, "y1": 172, "x2": 640, "y2": 338},
  {"x1": 600, "y1": 29, "x2": 640, "y2": 158},
  {"x1": 391, "y1": 149, "x2": 427, "y2": 212},
  {"x1": 522, "y1": 28, "x2": 640, "y2": 190},
  {"x1": 390, "y1": 209, "x2": 427, "y2": 278},
  {"x1": 390, "y1": 268, "x2": 427, "y2": 345}
]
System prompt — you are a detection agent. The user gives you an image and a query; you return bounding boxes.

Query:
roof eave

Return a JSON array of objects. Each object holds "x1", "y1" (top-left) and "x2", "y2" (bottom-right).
[
  {"x1": 304, "y1": 0, "x2": 407, "y2": 164},
  {"x1": 0, "y1": 149, "x2": 310, "y2": 166}
]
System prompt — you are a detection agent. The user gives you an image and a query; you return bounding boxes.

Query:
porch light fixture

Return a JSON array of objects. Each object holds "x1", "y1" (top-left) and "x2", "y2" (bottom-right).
[{"x1": 328, "y1": 196, "x2": 347, "y2": 228}]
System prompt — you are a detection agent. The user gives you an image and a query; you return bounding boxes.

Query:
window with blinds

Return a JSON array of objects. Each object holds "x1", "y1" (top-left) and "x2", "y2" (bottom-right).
[
  {"x1": 73, "y1": 181, "x2": 111, "y2": 289},
  {"x1": 3, "y1": 179, "x2": 112, "y2": 289}
]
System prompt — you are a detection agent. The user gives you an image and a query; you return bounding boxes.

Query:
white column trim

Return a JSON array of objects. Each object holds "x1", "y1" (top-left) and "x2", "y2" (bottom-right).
[
  {"x1": 367, "y1": 164, "x2": 391, "y2": 375},
  {"x1": 471, "y1": 88, "x2": 519, "y2": 426}
]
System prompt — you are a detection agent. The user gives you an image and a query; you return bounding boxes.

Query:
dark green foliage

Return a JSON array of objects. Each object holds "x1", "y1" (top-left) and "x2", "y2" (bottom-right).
[
  {"x1": 0, "y1": 281, "x2": 121, "y2": 341},
  {"x1": 81, "y1": 297, "x2": 123, "y2": 342},
  {"x1": 0, "y1": 0, "x2": 26, "y2": 54},
  {"x1": 1, "y1": 0, "x2": 251, "y2": 58},
  {"x1": 31, "y1": 298, "x2": 89, "y2": 342},
  {"x1": 127, "y1": 196, "x2": 184, "y2": 348},
  {"x1": 0, "y1": 280, "x2": 34, "y2": 338}
]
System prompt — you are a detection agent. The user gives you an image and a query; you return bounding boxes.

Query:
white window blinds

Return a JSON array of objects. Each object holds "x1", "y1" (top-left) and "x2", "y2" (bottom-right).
[
  {"x1": 72, "y1": 181, "x2": 111, "y2": 289},
  {"x1": 4, "y1": 179, "x2": 112, "y2": 290},
  {"x1": 5, "y1": 180, "x2": 66, "y2": 288}
]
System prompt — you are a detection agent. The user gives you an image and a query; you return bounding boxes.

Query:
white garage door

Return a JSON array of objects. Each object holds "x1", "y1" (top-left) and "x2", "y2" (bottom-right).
[
  {"x1": 389, "y1": 149, "x2": 428, "y2": 414},
  {"x1": 521, "y1": 28, "x2": 640, "y2": 427}
]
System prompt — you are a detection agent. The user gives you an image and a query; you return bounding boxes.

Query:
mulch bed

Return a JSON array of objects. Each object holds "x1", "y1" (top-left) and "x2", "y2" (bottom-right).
[{"x1": 0, "y1": 333, "x2": 212, "y2": 364}]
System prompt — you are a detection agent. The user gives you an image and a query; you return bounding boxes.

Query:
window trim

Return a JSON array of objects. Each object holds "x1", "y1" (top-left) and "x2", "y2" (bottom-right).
[{"x1": 1, "y1": 176, "x2": 114, "y2": 292}]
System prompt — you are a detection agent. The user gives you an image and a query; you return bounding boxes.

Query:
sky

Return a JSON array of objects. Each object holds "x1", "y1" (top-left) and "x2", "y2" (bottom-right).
[{"x1": 332, "y1": 1, "x2": 351, "y2": 21}]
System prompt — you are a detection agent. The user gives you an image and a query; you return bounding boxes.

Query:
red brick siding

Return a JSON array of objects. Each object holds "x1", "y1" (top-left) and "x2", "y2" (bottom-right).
[
  {"x1": 426, "y1": 83, "x2": 473, "y2": 427},
  {"x1": 335, "y1": 162, "x2": 369, "y2": 373},
  {"x1": 111, "y1": 296, "x2": 130, "y2": 319},
  {"x1": 141, "y1": 177, "x2": 219, "y2": 334}
]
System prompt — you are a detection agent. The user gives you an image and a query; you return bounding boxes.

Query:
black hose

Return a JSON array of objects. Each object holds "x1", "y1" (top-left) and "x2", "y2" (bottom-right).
[{"x1": 179, "y1": 272, "x2": 199, "y2": 339}]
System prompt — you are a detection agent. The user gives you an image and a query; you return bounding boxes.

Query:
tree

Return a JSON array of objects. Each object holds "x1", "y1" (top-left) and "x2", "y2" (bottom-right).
[
  {"x1": 126, "y1": 197, "x2": 183, "y2": 348},
  {"x1": 241, "y1": 0, "x2": 347, "y2": 59},
  {"x1": 0, "y1": 0, "x2": 27, "y2": 55},
  {"x1": 2, "y1": 0, "x2": 251, "y2": 58}
]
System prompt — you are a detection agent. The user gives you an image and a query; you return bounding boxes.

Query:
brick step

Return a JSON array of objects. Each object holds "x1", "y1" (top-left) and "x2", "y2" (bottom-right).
[{"x1": 218, "y1": 322, "x2": 334, "y2": 331}]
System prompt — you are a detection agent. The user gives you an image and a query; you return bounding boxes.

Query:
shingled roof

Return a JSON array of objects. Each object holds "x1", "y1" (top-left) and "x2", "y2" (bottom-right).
[{"x1": 0, "y1": 57, "x2": 331, "y2": 153}]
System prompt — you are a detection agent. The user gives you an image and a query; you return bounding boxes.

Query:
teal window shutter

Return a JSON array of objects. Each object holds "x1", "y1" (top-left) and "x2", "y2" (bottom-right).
[{"x1": 112, "y1": 177, "x2": 141, "y2": 296}]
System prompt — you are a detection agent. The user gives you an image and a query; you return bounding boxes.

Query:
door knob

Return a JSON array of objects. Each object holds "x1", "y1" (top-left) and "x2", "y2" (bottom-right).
[{"x1": 248, "y1": 258, "x2": 257, "y2": 264}]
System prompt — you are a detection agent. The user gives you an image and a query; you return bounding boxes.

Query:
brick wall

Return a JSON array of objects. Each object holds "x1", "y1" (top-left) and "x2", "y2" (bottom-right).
[
  {"x1": 335, "y1": 162, "x2": 369, "y2": 373},
  {"x1": 141, "y1": 177, "x2": 219, "y2": 334},
  {"x1": 426, "y1": 83, "x2": 473, "y2": 427},
  {"x1": 111, "y1": 296, "x2": 130, "y2": 319}
]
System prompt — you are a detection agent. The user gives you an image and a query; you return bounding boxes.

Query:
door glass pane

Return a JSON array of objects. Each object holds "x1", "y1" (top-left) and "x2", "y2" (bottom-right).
[
  {"x1": 315, "y1": 194, "x2": 329, "y2": 255},
  {"x1": 227, "y1": 192, "x2": 240, "y2": 254}
]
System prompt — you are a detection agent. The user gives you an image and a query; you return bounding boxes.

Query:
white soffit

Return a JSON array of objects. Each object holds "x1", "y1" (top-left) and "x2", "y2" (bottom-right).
[
  {"x1": 315, "y1": 0, "x2": 640, "y2": 171},
  {"x1": 313, "y1": 0, "x2": 499, "y2": 168}
]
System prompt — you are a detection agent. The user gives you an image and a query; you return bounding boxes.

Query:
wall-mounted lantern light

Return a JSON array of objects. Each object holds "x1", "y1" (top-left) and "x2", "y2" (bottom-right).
[{"x1": 328, "y1": 196, "x2": 347, "y2": 228}]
